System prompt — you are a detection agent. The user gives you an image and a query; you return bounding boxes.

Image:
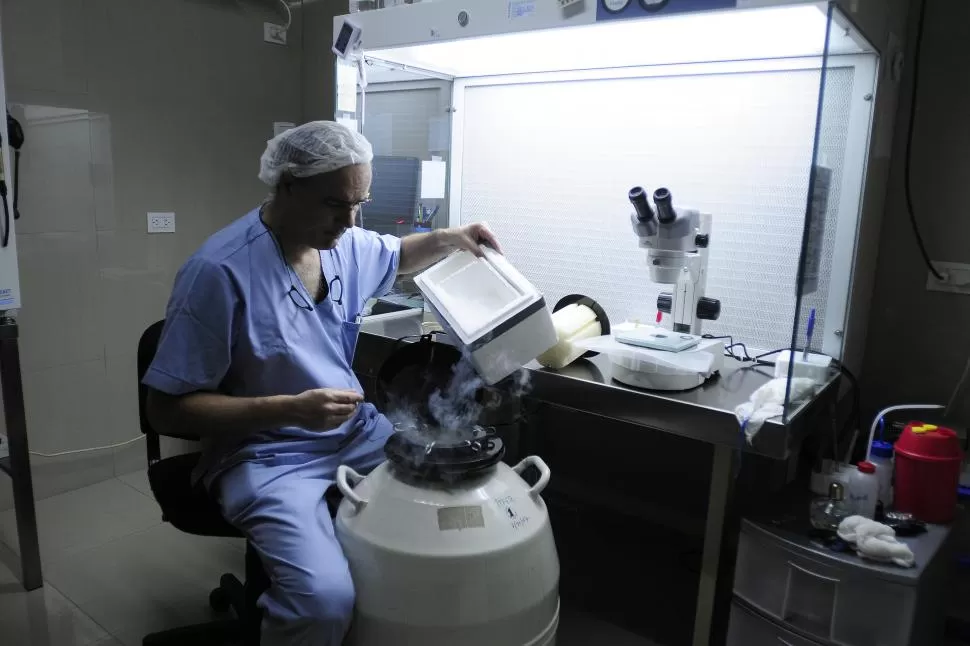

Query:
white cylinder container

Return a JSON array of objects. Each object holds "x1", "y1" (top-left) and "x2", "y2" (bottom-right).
[
  {"x1": 537, "y1": 296, "x2": 609, "y2": 370},
  {"x1": 336, "y1": 447, "x2": 560, "y2": 646},
  {"x1": 537, "y1": 303, "x2": 601, "y2": 369},
  {"x1": 846, "y1": 461, "x2": 879, "y2": 518}
]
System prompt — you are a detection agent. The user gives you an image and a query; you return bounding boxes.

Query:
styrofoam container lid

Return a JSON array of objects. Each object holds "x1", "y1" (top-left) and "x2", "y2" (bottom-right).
[{"x1": 415, "y1": 247, "x2": 542, "y2": 346}]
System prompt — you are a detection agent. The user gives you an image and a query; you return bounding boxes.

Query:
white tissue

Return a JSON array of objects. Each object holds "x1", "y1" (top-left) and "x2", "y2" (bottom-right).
[
  {"x1": 735, "y1": 377, "x2": 818, "y2": 442},
  {"x1": 837, "y1": 515, "x2": 915, "y2": 568}
]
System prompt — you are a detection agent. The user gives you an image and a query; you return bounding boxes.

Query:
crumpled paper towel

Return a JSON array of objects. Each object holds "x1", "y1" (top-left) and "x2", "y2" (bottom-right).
[
  {"x1": 837, "y1": 515, "x2": 915, "y2": 568},
  {"x1": 735, "y1": 377, "x2": 818, "y2": 442}
]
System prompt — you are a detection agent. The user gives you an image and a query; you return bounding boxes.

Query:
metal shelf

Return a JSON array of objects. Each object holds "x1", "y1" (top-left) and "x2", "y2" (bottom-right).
[{"x1": 355, "y1": 321, "x2": 839, "y2": 460}]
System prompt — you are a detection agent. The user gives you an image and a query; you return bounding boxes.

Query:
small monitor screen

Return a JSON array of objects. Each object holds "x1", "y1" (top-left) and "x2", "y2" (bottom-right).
[{"x1": 335, "y1": 23, "x2": 353, "y2": 53}]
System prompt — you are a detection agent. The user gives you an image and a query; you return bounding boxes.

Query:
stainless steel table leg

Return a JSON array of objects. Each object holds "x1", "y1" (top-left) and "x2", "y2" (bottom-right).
[
  {"x1": 0, "y1": 318, "x2": 42, "y2": 591},
  {"x1": 693, "y1": 444, "x2": 739, "y2": 646}
]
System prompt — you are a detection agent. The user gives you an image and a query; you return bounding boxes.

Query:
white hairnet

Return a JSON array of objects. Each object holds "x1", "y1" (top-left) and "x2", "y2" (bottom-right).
[{"x1": 258, "y1": 120, "x2": 374, "y2": 187}]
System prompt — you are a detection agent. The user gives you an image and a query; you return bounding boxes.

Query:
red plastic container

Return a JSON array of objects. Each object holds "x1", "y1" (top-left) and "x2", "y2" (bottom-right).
[{"x1": 893, "y1": 422, "x2": 964, "y2": 523}]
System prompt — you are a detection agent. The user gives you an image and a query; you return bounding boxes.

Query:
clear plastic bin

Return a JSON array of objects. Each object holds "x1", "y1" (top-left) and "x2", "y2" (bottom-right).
[
  {"x1": 728, "y1": 601, "x2": 818, "y2": 646},
  {"x1": 734, "y1": 524, "x2": 917, "y2": 646}
]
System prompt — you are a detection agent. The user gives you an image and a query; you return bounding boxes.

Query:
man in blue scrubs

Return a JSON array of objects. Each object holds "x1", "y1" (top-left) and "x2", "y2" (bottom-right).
[{"x1": 143, "y1": 121, "x2": 500, "y2": 646}]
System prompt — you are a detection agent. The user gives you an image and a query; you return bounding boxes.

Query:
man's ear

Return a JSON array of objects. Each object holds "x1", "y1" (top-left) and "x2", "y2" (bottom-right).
[{"x1": 278, "y1": 171, "x2": 295, "y2": 195}]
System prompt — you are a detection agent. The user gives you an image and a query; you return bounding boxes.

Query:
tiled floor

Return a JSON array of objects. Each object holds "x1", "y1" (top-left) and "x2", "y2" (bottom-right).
[{"x1": 0, "y1": 473, "x2": 654, "y2": 646}]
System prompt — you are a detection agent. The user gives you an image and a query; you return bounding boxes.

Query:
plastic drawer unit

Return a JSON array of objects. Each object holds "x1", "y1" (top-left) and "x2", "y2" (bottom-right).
[
  {"x1": 729, "y1": 600, "x2": 822, "y2": 646},
  {"x1": 732, "y1": 519, "x2": 952, "y2": 646}
]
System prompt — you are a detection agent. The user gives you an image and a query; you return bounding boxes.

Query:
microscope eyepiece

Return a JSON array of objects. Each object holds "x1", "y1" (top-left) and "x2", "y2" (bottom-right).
[
  {"x1": 653, "y1": 188, "x2": 676, "y2": 224},
  {"x1": 629, "y1": 186, "x2": 656, "y2": 224}
]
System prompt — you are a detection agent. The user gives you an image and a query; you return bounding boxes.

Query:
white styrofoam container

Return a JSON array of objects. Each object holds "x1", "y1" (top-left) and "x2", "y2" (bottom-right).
[
  {"x1": 414, "y1": 247, "x2": 556, "y2": 384},
  {"x1": 773, "y1": 350, "x2": 833, "y2": 383}
]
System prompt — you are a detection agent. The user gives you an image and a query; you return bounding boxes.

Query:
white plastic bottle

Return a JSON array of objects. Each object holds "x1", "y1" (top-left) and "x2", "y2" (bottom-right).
[
  {"x1": 847, "y1": 461, "x2": 879, "y2": 518},
  {"x1": 868, "y1": 441, "x2": 894, "y2": 507}
]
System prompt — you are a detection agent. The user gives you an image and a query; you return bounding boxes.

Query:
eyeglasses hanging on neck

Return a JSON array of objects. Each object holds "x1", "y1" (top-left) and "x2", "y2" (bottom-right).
[
  {"x1": 267, "y1": 230, "x2": 343, "y2": 311},
  {"x1": 328, "y1": 266, "x2": 343, "y2": 306}
]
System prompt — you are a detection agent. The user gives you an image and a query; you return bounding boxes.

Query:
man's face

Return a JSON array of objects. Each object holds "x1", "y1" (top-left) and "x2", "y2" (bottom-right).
[{"x1": 280, "y1": 163, "x2": 372, "y2": 249}]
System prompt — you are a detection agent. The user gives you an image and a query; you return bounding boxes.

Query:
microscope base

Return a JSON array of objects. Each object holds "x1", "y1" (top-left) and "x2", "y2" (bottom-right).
[{"x1": 610, "y1": 339, "x2": 724, "y2": 392}]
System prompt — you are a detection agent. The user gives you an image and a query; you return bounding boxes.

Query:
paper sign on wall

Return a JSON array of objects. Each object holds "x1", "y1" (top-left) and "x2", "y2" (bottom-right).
[
  {"x1": 508, "y1": 0, "x2": 537, "y2": 19},
  {"x1": 337, "y1": 117, "x2": 359, "y2": 133},
  {"x1": 336, "y1": 60, "x2": 358, "y2": 114},
  {"x1": 421, "y1": 160, "x2": 447, "y2": 200}
]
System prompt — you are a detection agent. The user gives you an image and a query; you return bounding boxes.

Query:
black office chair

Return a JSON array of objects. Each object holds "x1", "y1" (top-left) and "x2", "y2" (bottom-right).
[
  {"x1": 138, "y1": 320, "x2": 345, "y2": 646},
  {"x1": 138, "y1": 320, "x2": 267, "y2": 646}
]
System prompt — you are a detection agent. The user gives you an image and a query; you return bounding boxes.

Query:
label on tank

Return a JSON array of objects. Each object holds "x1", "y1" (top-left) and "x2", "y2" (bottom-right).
[
  {"x1": 494, "y1": 495, "x2": 532, "y2": 530},
  {"x1": 437, "y1": 506, "x2": 485, "y2": 531}
]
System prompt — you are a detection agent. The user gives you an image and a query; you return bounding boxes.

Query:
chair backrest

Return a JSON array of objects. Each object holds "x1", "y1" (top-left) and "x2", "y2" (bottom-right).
[
  {"x1": 137, "y1": 320, "x2": 166, "y2": 436},
  {"x1": 137, "y1": 320, "x2": 168, "y2": 464}
]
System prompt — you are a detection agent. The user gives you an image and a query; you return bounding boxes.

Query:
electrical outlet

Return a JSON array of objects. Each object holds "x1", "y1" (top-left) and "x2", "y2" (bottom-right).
[
  {"x1": 926, "y1": 261, "x2": 970, "y2": 295},
  {"x1": 147, "y1": 212, "x2": 176, "y2": 234},
  {"x1": 264, "y1": 22, "x2": 287, "y2": 46}
]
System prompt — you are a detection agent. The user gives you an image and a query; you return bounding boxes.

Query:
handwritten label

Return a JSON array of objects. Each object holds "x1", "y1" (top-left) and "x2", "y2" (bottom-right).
[
  {"x1": 508, "y1": 0, "x2": 537, "y2": 19},
  {"x1": 495, "y1": 495, "x2": 531, "y2": 530}
]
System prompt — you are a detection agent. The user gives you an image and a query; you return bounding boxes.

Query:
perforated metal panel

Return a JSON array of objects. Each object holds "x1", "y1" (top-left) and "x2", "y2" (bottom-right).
[{"x1": 458, "y1": 66, "x2": 854, "y2": 352}]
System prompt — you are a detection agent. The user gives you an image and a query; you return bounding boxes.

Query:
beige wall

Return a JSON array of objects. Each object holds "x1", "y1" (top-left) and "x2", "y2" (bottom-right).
[
  {"x1": 0, "y1": 0, "x2": 307, "y2": 507},
  {"x1": 861, "y1": 0, "x2": 970, "y2": 423},
  {"x1": 302, "y1": 0, "x2": 342, "y2": 120}
]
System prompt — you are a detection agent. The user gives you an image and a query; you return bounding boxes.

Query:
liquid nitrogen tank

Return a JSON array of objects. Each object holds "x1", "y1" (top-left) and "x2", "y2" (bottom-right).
[{"x1": 335, "y1": 426, "x2": 560, "y2": 645}]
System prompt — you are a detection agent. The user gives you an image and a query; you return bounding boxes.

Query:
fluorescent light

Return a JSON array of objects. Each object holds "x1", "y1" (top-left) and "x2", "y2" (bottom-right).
[{"x1": 367, "y1": 4, "x2": 866, "y2": 78}]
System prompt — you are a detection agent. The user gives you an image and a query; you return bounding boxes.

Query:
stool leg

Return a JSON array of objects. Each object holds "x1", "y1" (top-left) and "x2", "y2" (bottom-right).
[{"x1": 243, "y1": 544, "x2": 269, "y2": 646}]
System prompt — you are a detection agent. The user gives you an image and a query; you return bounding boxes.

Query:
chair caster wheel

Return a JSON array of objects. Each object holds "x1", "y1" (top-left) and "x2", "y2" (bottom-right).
[{"x1": 209, "y1": 586, "x2": 232, "y2": 613}]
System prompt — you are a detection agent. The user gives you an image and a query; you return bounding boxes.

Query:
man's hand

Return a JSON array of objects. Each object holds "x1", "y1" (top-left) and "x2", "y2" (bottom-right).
[
  {"x1": 399, "y1": 222, "x2": 504, "y2": 274},
  {"x1": 289, "y1": 388, "x2": 363, "y2": 431},
  {"x1": 442, "y1": 223, "x2": 503, "y2": 257}
]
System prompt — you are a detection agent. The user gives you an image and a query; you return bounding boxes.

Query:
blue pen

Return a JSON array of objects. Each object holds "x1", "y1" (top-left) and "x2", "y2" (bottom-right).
[{"x1": 803, "y1": 308, "x2": 816, "y2": 360}]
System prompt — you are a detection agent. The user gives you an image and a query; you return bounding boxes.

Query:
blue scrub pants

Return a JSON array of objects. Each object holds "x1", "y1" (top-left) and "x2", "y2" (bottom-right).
[{"x1": 215, "y1": 424, "x2": 393, "y2": 646}]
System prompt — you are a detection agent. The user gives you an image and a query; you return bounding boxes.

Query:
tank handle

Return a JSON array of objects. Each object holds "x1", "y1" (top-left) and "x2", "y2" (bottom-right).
[
  {"x1": 336, "y1": 465, "x2": 368, "y2": 512},
  {"x1": 513, "y1": 456, "x2": 551, "y2": 499}
]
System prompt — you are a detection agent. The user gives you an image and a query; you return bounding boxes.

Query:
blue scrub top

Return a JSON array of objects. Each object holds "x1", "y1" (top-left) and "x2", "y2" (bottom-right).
[{"x1": 142, "y1": 208, "x2": 401, "y2": 484}]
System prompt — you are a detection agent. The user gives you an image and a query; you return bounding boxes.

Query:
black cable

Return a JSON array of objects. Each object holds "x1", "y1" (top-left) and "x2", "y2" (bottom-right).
[
  {"x1": 834, "y1": 361, "x2": 861, "y2": 438},
  {"x1": 703, "y1": 334, "x2": 753, "y2": 362},
  {"x1": 0, "y1": 185, "x2": 9, "y2": 248},
  {"x1": 12, "y1": 149, "x2": 20, "y2": 220},
  {"x1": 904, "y1": 0, "x2": 945, "y2": 281},
  {"x1": 725, "y1": 342, "x2": 753, "y2": 362},
  {"x1": 753, "y1": 347, "x2": 791, "y2": 362},
  {"x1": 6, "y1": 112, "x2": 23, "y2": 222}
]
